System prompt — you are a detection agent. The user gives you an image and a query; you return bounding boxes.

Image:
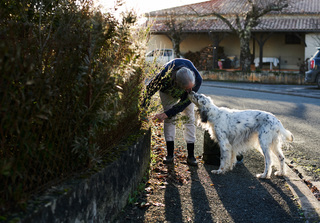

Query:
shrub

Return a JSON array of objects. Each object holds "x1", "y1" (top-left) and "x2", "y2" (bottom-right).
[{"x1": 0, "y1": 0, "x2": 148, "y2": 214}]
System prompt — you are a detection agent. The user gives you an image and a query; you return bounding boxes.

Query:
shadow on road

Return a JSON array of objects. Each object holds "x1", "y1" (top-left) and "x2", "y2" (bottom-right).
[
  {"x1": 203, "y1": 151, "x2": 304, "y2": 223},
  {"x1": 164, "y1": 165, "x2": 183, "y2": 222},
  {"x1": 190, "y1": 168, "x2": 215, "y2": 222}
]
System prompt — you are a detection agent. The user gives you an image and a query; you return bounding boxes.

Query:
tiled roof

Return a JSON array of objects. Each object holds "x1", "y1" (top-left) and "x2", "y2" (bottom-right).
[
  {"x1": 148, "y1": 0, "x2": 320, "y2": 15},
  {"x1": 256, "y1": 17, "x2": 320, "y2": 31},
  {"x1": 150, "y1": 17, "x2": 320, "y2": 32},
  {"x1": 146, "y1": 0, "x2": 320, "y2": 32}
]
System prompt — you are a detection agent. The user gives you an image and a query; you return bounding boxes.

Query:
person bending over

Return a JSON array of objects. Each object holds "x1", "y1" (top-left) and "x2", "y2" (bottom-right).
[{"x1": 142, "y1": 58, "x2": 202, "y2": 166}]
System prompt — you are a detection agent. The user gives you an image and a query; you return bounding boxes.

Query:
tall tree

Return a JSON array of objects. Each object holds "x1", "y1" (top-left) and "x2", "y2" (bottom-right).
[
  {"x1": 163, "y1": 13, "x2": 189, "y2": 58},
  {"x1": 194, "y1": 0, "x2": 289, "y2": 72}
]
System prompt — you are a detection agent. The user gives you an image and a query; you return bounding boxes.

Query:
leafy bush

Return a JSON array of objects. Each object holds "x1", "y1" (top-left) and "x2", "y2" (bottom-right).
[{"x1": 0, "y1": 0, "x2": 149, "y2": 214}]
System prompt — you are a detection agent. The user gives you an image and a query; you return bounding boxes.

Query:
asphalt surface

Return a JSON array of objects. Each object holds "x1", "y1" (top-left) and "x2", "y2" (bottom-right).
[
  {"x1": 198, "y1": 81, "x2": 320, "y2": 222},
  {"x1": 202, "y1": 81, "x2": 320, "y2": 99}
]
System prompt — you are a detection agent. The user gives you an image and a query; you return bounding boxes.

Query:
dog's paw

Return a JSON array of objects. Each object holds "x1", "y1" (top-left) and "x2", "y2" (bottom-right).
[
  {"x1": 256, "y1": 173, "x2": 268, "y2": 179},
  {"x1": 211, "y1": 169, "x2": 222, "y2": 174},
  {"x1": 275, "y1": 171, "x2": 284, "y2": 176}
]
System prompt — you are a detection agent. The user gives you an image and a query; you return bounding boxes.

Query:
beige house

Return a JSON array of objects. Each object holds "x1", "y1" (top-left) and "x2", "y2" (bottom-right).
[{"x1": 145, "y1": 0, "x2": 320, "y2": 71}]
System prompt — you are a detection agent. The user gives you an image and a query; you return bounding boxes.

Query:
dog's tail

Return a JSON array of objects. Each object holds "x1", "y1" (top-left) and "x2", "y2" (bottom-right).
[{"x1": 280, "y1": 126, "x2": 294, "y2": 142}]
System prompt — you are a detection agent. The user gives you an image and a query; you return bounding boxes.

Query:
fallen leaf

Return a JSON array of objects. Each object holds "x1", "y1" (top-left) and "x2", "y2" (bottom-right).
[
  {"x1": 159, "y1": 181, "x2": 168, "y2": 186},
  {"x1": 156, "y1": 174, "x2": 168, "y2": 179},
  {"x1": 145, "y1": 187, "x2": 153, "y2": 193},
  {"x1": 153, "y1": 202, "x2": 165, "y2": 207},
  {"x1": 140, "y1": 202, "x2": 151, "y2": 208}
]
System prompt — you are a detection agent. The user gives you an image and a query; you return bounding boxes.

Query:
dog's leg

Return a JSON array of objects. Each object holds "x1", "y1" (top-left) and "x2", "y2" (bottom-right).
[
  {"x1": 230, "y1": 150, "x2": 237, "y2": 169},
  {"x1": 272, "y1": 138, "x2": 286, "y2": 176},
  {"x1": 211, "y1": 138, "x2": 232, "y2": 174},
  {"x1": 256, "y1": 134, "x2": 273, "y2": 178},
  {"x1": 256, "y1": 149, "x2": 272, "y2": 178}
]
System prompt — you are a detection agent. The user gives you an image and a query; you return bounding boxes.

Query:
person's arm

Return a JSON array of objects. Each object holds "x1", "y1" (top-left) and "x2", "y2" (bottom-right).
[
  {"x1": 141, "y1": 74, "x2": 163, "y2": 107},
  {"x1": 164, "y1": 92, "x2": 191, "y2": 118}
]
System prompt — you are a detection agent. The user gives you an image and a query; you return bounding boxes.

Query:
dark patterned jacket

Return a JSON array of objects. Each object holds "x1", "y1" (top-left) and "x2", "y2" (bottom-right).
[{"x1": 142, "y1": 59, "x2": 202, "y2": 118}]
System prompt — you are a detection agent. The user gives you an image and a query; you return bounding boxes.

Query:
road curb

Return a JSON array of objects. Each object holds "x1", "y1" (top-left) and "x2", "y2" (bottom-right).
[{"x1": 284, "y1": 162, "x2": 320, "y2": 221}]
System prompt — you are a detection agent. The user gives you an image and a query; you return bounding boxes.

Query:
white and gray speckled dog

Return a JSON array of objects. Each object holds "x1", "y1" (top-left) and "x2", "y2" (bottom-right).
[{"x1": 188, "y1": 91, "x2": 294, "y2": 178}]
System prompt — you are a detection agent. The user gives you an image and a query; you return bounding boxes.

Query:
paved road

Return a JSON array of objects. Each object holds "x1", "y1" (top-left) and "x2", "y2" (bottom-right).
[{"x1": 202, "y1": 81, "x2": 320, "y2": 99}]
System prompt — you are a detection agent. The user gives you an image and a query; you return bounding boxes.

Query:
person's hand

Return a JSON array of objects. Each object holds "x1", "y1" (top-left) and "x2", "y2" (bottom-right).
[{"x1": 152, "y1": 113, "x2": 168, "y2": 122}]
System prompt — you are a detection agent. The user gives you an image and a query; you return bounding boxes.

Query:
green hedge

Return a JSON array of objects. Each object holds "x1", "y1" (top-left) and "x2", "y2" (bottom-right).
[{"x1": 0, "y1": 0, "x2": 148, "y2": 214}]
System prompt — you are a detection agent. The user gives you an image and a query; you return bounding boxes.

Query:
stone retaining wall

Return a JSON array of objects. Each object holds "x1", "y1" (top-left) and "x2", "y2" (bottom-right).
[
  {"x1": 19, "y1": 129, "x2": 151, "y2": 223},
  {"x1": 200, "y1": 71, "x2": 305, "y2": 85}
]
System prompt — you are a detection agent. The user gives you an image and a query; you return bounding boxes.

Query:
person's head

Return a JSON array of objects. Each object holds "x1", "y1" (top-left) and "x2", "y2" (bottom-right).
[{"x1": 175, "y1": 67, "x2": 195, "y2": 93}]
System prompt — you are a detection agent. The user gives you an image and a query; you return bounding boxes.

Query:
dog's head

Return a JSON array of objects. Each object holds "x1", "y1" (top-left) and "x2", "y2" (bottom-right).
[
  {"x1": 188, "y1": 91, "x2": 212, "y2": 123},
  {"x1": 188, "y1": 91, "x2": 211, "y2": 108}
]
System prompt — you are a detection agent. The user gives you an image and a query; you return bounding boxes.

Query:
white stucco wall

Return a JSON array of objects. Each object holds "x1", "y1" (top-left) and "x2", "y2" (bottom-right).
[
  {"x1": 147, "y1": 33, "x2": 240, "y2": 57},
  {"x1": 146, "y1": 35, "x2": 173, "y2": 54},
  {"x1": 253, "y1": 33, "x2": 305, "y2": 70},
  {"x1": 147, "y1": 32, "x2": 307, "y2": 70},
  {"x1": 180, "y1": 34, "x2": 211, "y2": 53}
]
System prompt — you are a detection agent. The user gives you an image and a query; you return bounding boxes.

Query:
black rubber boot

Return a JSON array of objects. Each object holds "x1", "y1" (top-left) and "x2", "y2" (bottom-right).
[
  {"x1": 187, "y1": 143, "x2": 197, "y2": 166},
  {"x1": 163, "y1": 141, "x2": 174, "y2": 164}
]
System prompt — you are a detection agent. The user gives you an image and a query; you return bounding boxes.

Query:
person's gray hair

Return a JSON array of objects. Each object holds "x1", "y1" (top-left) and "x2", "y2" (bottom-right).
[{"x1": 175, "y1": 67, "x2": 195, "y2": 88}]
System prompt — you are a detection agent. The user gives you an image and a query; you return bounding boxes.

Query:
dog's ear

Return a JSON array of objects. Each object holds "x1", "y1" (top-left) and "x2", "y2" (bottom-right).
[{"x1": 199, "y1": 109, "x2": 208, "y2": 123}]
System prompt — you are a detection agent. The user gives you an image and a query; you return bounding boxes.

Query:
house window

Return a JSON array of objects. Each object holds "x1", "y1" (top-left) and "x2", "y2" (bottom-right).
[{"x1": 285, "y1": 33, "x2": 301, "y2": 44}]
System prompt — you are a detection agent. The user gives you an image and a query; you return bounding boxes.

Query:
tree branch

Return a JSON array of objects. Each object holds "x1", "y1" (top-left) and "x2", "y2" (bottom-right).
[{"x1": 186, "y1": 4, "x2": 237, "y2": 33}]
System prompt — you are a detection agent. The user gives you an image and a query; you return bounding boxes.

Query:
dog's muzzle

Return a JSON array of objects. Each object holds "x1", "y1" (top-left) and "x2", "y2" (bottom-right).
[{"x1": 189, "y1": 91, "x2": 198, "y2": 102}]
